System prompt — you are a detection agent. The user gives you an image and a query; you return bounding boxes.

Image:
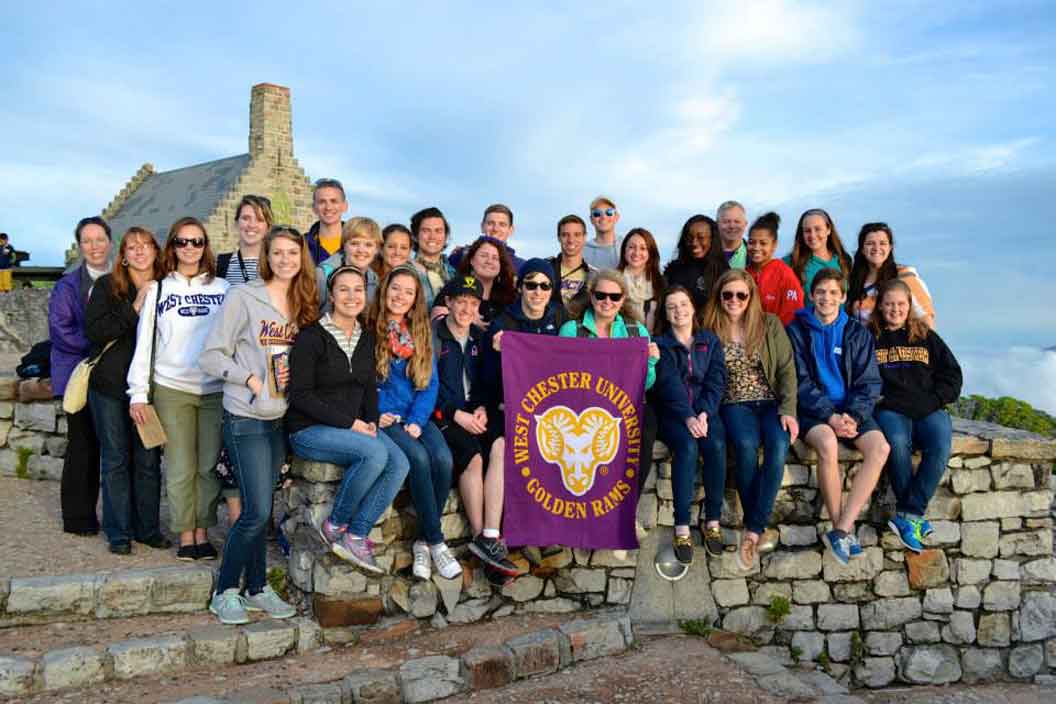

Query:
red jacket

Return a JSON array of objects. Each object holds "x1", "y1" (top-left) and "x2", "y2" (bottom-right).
[{"x1": 750, "y1": 259, "x2": 803, "y2": 325}]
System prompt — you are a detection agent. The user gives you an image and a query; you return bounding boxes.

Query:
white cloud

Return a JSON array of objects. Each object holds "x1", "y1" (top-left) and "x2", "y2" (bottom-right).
[{"x1": 959, "y1": 347, "x2": 1056, "y2": 415}]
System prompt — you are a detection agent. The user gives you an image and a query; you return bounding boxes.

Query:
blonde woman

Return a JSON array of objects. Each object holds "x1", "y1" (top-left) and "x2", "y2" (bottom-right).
[{"x1": 316, "y1": 216, "x2": 382, "y2": 311}]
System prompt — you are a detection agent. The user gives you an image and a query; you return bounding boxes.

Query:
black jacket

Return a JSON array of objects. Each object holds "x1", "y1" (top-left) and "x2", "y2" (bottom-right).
[
  {"x1": 875, "y1": 326, "x2": 962, "y2": 420},
  {"x1": 662, "y1": 257, "x2": 729, "y2": 308},
  {"x1": 432, "y1": 318, "x2": 486, "y2": 424},
  {"x1": 286, "y1": 322, "x2": 378, "y2": 435},
  {"x1": 479, "y1": 298, "x2": 567, "y2": 410},
  {"x1": 85, "y1": 274, "x2": 142, "y2": 401}
]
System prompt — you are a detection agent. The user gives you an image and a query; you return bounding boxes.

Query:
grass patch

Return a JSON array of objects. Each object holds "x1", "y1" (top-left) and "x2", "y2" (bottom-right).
[
  {"x1": 267, "y1": 566, "x2": 289, "y2": 601},
  {"x1": 15, "y1": 447, "x2": 32, "y2": 479},
  {"x1": 679, "y1": 619, "x2": 714, "y2": 638},
  {"x1": 766, "y1": 595, "x2": 791, "y2": 624}
]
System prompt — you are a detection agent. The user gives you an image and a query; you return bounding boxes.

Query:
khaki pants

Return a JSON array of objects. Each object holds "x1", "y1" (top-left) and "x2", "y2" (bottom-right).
[
  {"x1": 152, "y1": 384, "x2": 223, "y2": 532},
  {"x1": 0, "y1": 270, "x2": 13, "y2": 292}
]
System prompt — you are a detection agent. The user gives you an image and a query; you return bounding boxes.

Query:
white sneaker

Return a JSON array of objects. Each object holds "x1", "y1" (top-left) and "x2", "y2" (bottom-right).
[
  {"x1": 430, "y1": 542, "x2": 463, "y2": 579},
  {"x1": 245, "y1": 585, "x2": 296, "y2": 619},
  {"x1": 412, "y1": 540, "x2": 431, "y2": 580},
  {"x1": 209, "y1": 588, "x2": 250, "y2": 625}
]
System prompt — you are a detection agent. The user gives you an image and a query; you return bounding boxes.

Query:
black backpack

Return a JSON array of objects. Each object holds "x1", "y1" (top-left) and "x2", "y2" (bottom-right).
[{"x1": 17, "y1": 340, "x2": 51, "y2": 379}]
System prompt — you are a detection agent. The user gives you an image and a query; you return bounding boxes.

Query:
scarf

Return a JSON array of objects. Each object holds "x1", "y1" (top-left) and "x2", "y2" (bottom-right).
[
  {"x1": 386, "y1": 318, "x2": 415, "y2": 359},
  {"x1": 417, "y1": 257, "x2": 450, "y2": 283}
]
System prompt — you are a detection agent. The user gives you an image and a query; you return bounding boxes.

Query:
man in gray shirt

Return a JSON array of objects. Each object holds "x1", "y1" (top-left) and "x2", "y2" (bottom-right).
[{"x1": 582, "y1": 195, "x2": 622, "y2": 270}]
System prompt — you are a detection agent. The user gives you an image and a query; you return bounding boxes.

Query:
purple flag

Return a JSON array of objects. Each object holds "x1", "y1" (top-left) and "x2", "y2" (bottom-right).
[{"x1": 502, "y1": 332, "x2": 648, "y2": 549}]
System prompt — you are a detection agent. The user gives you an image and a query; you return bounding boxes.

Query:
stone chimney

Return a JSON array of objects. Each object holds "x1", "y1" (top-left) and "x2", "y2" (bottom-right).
[{"x1": 249, "y1": 83, "x2": 293, "y2": 164}]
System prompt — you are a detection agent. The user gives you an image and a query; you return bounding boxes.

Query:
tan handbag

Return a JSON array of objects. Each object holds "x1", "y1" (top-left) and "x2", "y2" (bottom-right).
[
  {"x1": 62, "y1": 340, "x2": 116, "y2": 414},
  {"x1": 135, "y1": 279, "x2": 168, "y2": 449}
]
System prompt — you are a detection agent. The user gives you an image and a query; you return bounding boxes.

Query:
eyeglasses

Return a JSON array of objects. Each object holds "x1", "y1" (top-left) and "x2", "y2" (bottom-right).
[
  {"x1": 523, "y1": 281, "x2": 552, "y2": 291},
  {"x1": 721, "y1": 290, "x2": 749, "y2": 302},
  {"x1": 591, "y1": 208, "x2": 617, "y2": 219},
  {"x1": 173, "y1": 237, "x2": 205, "y2": 249},
  {"x1": 593, "y1": 290, "x2": 624, "y2": 302}
]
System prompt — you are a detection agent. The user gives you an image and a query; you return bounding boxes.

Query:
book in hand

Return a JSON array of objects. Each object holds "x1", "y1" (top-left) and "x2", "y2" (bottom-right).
[
  {"x1": 135, "y1": 404, "x2": 167, "y2": 449},
  {"x1": 269, "y1": 350, "x2": 290, "y2": 397}
]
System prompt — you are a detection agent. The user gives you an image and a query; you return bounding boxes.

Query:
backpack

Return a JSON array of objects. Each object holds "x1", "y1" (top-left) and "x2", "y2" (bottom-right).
[{"x1": 17, "y1": 340, "x2": 51, "y2": 379}]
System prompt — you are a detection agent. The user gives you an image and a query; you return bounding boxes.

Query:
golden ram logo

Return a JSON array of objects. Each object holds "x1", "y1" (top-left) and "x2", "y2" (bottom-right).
[{"x1": 534, "y1": 405, "x2": 621, "y2": 497}]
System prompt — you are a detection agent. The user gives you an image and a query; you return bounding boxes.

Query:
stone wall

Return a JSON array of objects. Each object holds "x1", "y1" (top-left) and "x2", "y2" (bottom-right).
[
  {"x1": 0, "y1": 379, "x2": 65, "y2": 479},
  {"x1": 0, "y1": 289, "x2": 52, "y2": 354}
]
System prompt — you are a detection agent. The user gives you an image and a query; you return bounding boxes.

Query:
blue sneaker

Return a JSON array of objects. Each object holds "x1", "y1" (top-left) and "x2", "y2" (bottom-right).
[
  {"x1": 822, "y1": 530, "x2": 853, "y2": 565},
  {"x1": 848, "y1": 534, "x2": 863, "y2": 558},
  {"x1": 888, "y1": 516, "x2": 924, "y2": 553},
  {"x1": 919, "y1": 519, "x2": 934, "y2": 538}
]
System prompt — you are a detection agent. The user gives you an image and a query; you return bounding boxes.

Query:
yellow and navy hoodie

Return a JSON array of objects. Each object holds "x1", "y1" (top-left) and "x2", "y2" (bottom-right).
[{"x1": 874, "y1": 326, "x2": 962, "y2": 420}]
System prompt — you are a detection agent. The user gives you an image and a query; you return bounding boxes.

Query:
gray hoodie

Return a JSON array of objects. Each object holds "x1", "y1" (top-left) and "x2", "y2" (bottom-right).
[
  {"x1": 315, "y1": 252, "x2": 379, "y2": 313},
  {"x1": 200, "y1": 279, "x2": 298, "y2": 420}
]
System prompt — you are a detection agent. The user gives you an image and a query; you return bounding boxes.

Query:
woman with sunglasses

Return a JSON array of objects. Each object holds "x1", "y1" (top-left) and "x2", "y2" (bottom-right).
[
  {"x1": 618, "y1": 227, "x2": 666, "y2": 334},
  {"x1": 871, "y1": 279, "x2": 960, "y2": 553},
  {"x1": 662, "y1": 215, "x2": 730, "y2": 308},
  {"x1": 651, "y1": 286, "x2": 726, "y2": 566},
  {"x1": 848, "y1": 223, "x2": 935, "y2": 329},
  {"x1": 316, "y1": 217, "x2": 382, "y2": 312},
  {"x1": 452, "y1": 236, "x2": 517, "y2": 328},
  {"x1": 370, "y1": 264, "x2": 462, "y2": 580},
  {"x1": 783, "y1": 209, "x2": 852, "y2": 293},
  {"x1": 217, "y1": 195, "x2": 272, "y2": 286},
  {"x1": 701, "y1": 270, "x2": 799, "y2": 570},
  {"x1": 746, "y1": 212, "x2": 804, "y2": 325},
  {"x1": 127, "y1": 217, "x2": 230, "y2": 561},
  {"x1": 200, "y1": 226, "x2": 316, "y2": 624}
]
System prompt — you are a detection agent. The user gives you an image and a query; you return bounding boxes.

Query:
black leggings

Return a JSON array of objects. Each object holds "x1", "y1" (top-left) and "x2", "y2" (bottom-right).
[{"x1": 60, "y1": 406, "x2": 101, "y2": 533}]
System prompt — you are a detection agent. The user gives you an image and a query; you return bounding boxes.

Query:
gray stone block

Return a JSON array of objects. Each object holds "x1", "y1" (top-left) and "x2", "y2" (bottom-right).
[
  {"x1": 188, "y1": 625, "x2": 242, "y2": 665},
  {"x1": 243, "y1": 620, "x2": 297, "y2": 661},
  {"x1": 792, "y1": 579, "x2": 830, "y2": 604},
  {"x1": 817, "y1": 604, "x2": 859, "y2": 631},
  {"x1": 96, "y1": 570, "x2": 155, "y2": 618},
  {"x1": 756, "y1": 671, "x2": 819, "y2": 699},
  {"x1": 961, "y1": 491, "x2": 1025, "y2": 521},
  {"x1": 505, "y1": 629, "x2": 568, "y2": 678},
  {"x1": 977, "y1": 612, "x2": 1011, "y2": 647},
  {"x1": 897, "y1": 644, "x2": 961, "y2": 684},
  {"x1": 956, "y1": 585, "x2": 982, "y2": 609},
  {"x1": 501, "y1": 574, "x2": 544, "y2": 602},
  {"x1": 906, "y1": 620, "x2": 941, "y2": 644},
  {"x1": 42, "y1": 646, "x2": 108, "y2": 691},
  {"x1": 288, "y1": 682, "x2": 345, "y2": 704},
  {"x1": 778, "y1": 524, "x2": 817, "y2": 546},
  {"x1": 1022, "y1": 557, "x2": 1056, "y2": 583},
  {"x1": 554, "y1": 567, "x2": 606, "y2": 594},
  {"x1": 855, "y1": 656, "x2": 896, "y2": 688},
  {"x1": 342, "y1": 669, "x2": 400, "y2": 703},
  {"x1": 727, "y1": 651, "x2": 787, "y2": 676},
  {"x1": 955, "y1": 558, "x2": 992, "y2": 585},
  {"x1": 1009, "y1": 643, "x2": 1044, "y2": 679},
  {"x1": 14, "y1": 402, "x2": 56, "y2": 432},
  {"x1": 0, "y1": 656, "x2": 37, "y2": 697},
  {"x1": 961, "y1": 647, "x2": 1005, "y2": 684},
  {"x1": 1020, "y1": 592, "x2": 1056, "y2": 642},
  {"x1": 313, "y1": 556, "x2": 368, "y2": 596},
  {"x1": 147, "y1": 565, "x2": 214, "y2": 612},
  {"x1": 294, "y1": 616, "x2": 322, "y2": 653},
  {"x1": 823, "y1": 547, "x2": 883, "y2": 582},
  {"x1": 399, "y1": 655, "x2": 464, "y2": 703},
  {"x1": 999, "y1": 528, "x2": 1053, "y2": 558},
  {"x1": 942, "y1": 611, "x2": 976, "y2": 645},
  {"x1": 722, "y1": 606, "x2": 775, "y2": 642},
  {"x1": 865, "y1": 631, "x2": 902, "y2": 656},
  {"x1": 27, "y1": 455, "x2": 63, "y2": 480},
  {"x1": 923, "y1": 587, "x2": 954, "y2": 614},
  {"x1": 762, "y1": 550, "x2": 822, "y2": 580},
  {"x1": 108, "y1": 634, "x2": 188, "y2": 679},
  {"x1": 982, "y1": 580, "x2": 1021, "y2": 611},
  {"x1": 712, "y1": 578, "x2": 749, "y2": 607},
  {"x1": 873, "y1": 571, "x2": 910, "y2": 597},
  {"x1": 827, "y1": 632, "x2": 853, "y2": 662},
  {"x1": 6, "y1": 574, "x2": 100, "y2": 615},
  {"x1": 447, "y1": 597, "x2": 492, "y2": 624},
  {"x1": 558, "y1": 616, "x2": 627, "y2": 661},
  {"x1": 790, "y1": 631, "x2": 825, "y2": 661},
  {"x1": 860, "y1": 597, "x2": 921, "y2": 630}
]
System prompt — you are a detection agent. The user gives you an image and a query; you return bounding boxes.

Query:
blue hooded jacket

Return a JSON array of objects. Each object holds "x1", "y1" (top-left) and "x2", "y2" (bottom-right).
[
  {"x1": 651, "y1": 329, "x2": 727, "y2": 420},
  {"x1": 377, "y1": 354, "x2": 440, "y2": 429}
]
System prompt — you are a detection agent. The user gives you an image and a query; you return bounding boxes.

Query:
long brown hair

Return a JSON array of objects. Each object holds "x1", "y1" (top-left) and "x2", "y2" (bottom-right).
[
  {"x1": 368, "y1": 264, "x2": 433, "y2": 389},
  {"x1": 457, "y1": 237, "x2": 516, "y2": 308},
  {"x1": 567, "y1": 268, "x2": 643, "y2": 326},
  {"x1": 109, "y1": 227, "x2": 163, "y2": 300},
  {"x1": 258, "y1": 226, "x2": 319, "y2": 329},
  {"x1": 619, "y1": 227, "x2": 666, "y2": 295},
  {"x1": 161, "y1": 217, "x2": 217, "y2": 281},
  {"x1": 869, "y1": 278, "x2": 928, "y2": 343},
  {"x1": 789, "y1": 208, "x2": 851, "y2": 287},
  {"x1": 701, "y1": 269, "x2": 766, "y2": 357},
  {"x1": 655, "y1": 285, "x2": 699, "y2": 337}
]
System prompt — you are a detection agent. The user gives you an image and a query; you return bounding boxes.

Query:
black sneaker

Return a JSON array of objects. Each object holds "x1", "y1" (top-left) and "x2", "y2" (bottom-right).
[
  {"x1": 484, "y1": 564, "x2": 515, "y2": 588},
  {"x1": 195, "y1": 542, "x2": 219, "y2": 561},
  {"x1": 468, "y1": 535, "x2": 519, "y2": 576},
  {"x1": 672, "y1": 534, "x2": 694, "y2": 565},
  {"x1": 109, "y1": 542, "x2": 132, "y2": 555},
  {"x1": 703, "y1": 525, "x2": 725, "y2": 557},
  {"x1": 176, "y1": 544, "x2": 197, "y2": 561},
  {"x1": 136, "y1": 535, "x2": 174, "y2": 550}
]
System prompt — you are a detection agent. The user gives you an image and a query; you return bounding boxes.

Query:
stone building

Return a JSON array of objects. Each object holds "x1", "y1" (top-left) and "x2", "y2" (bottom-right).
[{"x1": 99, "y1": 83, "x2": 314, "y2": 255}]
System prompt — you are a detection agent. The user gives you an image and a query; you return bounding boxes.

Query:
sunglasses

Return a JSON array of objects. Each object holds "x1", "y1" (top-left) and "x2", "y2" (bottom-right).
[
  {"x1": 173, "y1": 237, "x2": 205, "y2": 249},
  {"x1": 591, "y1": 208, "x2": 617, "y2": 218},
  {"x1": 721, "y1": 290, "x2": 749, "y2": 302},
  {"x1": 522, "y1": 281, "x2": 552, "y2": 291},
  {"x1": 593, "y1": 290, "x2": 624, "y2": 302}
]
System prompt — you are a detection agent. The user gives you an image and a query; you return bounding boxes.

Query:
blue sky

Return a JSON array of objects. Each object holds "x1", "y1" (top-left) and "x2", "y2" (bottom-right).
[{"x1": 2, "y1": 1, "x2": 1055, "y2": 400}]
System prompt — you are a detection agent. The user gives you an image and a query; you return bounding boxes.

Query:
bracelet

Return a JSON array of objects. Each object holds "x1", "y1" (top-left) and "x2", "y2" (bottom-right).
[{"x1": 245, "y1": 375, "x2": 255, "y2": 388}]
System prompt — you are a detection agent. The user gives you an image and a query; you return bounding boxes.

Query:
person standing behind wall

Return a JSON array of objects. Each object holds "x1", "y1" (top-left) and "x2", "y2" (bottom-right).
[
  {"x1": 583, "y1": 196, "x2": 622, "y2": 270},
  {"x1": 50, "y1": 216, "x2": 113, "y2": 534},
  {"x1": 217, "y1": 195, "x2": 273, "y2": 286},
  {"x1": 304, "y1": 178, "x2": 349, "y2": 264},
  {"x1": 127, "y1": 217, "x2": 230, "y2": 561},
  {"x1": 0, "y1": 233, "x2": 15, "y2": 292},
  {"x1": 717, "y1": 201, "x2": 749, "y2": 269},
  {"x1": 662, "y1": 215, "x2": 729, "y2": 308},
  {"x1": 410, "y1": 207, "x2": 456, "y2": 309},
  {"x1": 784, "y1": 208, "x2": 852, "y2": 293},
  {"x1": 449, "y1": 204, "x2": 524, "y2": 271},
  {"x1": 548, "y1": 214, "x2": 595, "y2": 313}
]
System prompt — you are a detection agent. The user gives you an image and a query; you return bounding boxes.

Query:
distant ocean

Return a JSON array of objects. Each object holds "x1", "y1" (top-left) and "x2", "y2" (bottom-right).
[{"x1": 957, "y1": 345, "x2": 1056, "y2": 415}]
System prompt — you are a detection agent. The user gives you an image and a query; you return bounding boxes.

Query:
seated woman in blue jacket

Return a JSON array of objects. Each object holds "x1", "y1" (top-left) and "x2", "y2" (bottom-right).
[
  {"x1": 786, "y1": 268, "x2": 889, "y2": 565},
  {"x1": 651, "y1": 286, "x2": 726, "y2": 565}
]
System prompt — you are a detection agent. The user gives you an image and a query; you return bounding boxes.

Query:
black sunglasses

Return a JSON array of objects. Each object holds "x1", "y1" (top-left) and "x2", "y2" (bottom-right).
[
  {"x1": 173, "y1": 237, "x2": 205, "y2": 249},
  {"x1": 721, "y1": 290, "x2": 749, "y2": 301},
  {"x1": 593, "y1": 290, "x2": 624, "y2": 302},
  {"x1": 522, "y1": 281, "x2": 552, "y2": 291}
]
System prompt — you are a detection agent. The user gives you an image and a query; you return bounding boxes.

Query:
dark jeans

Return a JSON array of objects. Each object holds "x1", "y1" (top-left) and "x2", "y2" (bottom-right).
[
  {"x1": 383, "y1": 422, "x2": 453, "y2": 545},
  {"x1": 60, "y1": 405, "x2": 100, "y2": 533},
  {"x1": 721, "y1": 401, "x2": 790, "y2": 534},
  {"x1": 636, "y1": 404, "x2": 659, "y2": 493},
  {"x1": 217, "y1": 413, "x2": 285, "y2": 594},
  {"x1": 875, "y1": 408, "x2": 952, "y2": 518},
  {"x1": 657, "y1": 411, "x2": 726, "y2": 525},
  {"x1": 88, "y1": 390, "x2": 162, "y2": 546}
]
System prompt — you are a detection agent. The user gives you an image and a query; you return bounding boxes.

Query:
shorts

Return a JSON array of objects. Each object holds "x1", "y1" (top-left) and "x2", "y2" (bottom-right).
[
  {"x1": 439, "y1": 422, "x2": 498, "y2": 476},
  {"x1": 800, "y1": 412, "x2": 880, "y2": 444}
]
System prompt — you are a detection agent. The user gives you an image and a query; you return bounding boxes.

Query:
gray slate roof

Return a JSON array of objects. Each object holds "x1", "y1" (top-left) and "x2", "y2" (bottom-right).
[{"x1": 107, "y1": 154, "x2": 251, "y2": 242}]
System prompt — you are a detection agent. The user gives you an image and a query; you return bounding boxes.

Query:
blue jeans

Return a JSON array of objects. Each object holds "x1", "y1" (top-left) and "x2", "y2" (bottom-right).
[
  {"x1": 88, "y1": 390, "x2": 161, "y2": 546},
  {"x1": 290, "y1": 425, "x2": 409, "y2": 536},
  {"x1": 383, "y1": 422, "x2": 453, "y2": 544},
  {"x1": 721, "y1": 401, "x2": 790, "y2": 534},
  {"x1": 875, "y1": 408, "x2": 952, "y2": 518},
  {"x1": 217, "y1": 413, "x2": 286, "y2": 594},
  {"x1": 657, "y1": 412, "x2": 726, "y2": 525}
]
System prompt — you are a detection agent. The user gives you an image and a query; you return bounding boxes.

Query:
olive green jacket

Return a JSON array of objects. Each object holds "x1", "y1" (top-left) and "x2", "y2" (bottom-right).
[{"x1": 759, "y1": 313, "x2": 798, "y2": 418}]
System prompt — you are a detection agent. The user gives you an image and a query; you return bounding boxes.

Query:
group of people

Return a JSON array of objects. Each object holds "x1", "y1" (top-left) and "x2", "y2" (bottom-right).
[{"x1": 47, "y1": 179, "x2": 962, "y2": 627}]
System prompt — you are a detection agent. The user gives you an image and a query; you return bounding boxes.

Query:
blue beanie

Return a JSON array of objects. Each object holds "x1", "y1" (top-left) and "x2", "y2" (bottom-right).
[{"x1": 517, "y1": 257, "x2": 555, "y2": 285}]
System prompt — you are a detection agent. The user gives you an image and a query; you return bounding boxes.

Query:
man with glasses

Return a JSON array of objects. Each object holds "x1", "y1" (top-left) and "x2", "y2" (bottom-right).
[
  {"x1": 449, "y1": 204, "x2": 524, "y2": 270},
  {"x1": 547, "y1": 214, "x2": 594, "y2": 312},
  {"x1": 717, "y1": 200, "x2": 749, "y2": 269},
  {"x1": 305, "y1": 179, "x2": 349, "y2": 264},
  {"x1": 584, "y1": 196, "x2": 622, "y2": 270}
]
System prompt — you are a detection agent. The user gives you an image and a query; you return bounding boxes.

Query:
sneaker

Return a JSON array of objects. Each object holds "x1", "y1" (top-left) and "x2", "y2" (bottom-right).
[
  {"x1": 468, "y1": 535, "x2": 519, "y2": 576},
  {"x1": 919, "y1": 518, "x2": 934, "y2": 537},
  {"x1": 484, "y1": 564, "x2": 515, "y2": 588},
  {"x1": 196, "y1": 542, "x2": 219, "y2": 561},
  {"x1": 736, "y1": 534, "x2": 757, "y2": 572},
  {"x1": 848, "y1": 534, "x2": 863, "y2": 559},
  {"x1": 756, "y1": 528, "x2": 780, "y2": 554},
  {"x1": 412, "y1": 540, "x2": 431, "y2": 580},
  {"x1": 109, "y1": 542, "x2": 132, "y2": 555},
  {"x1": 136, "y1": 534, "x2": 173, "y2": 550},
  {"x1": 888, "y1": 515, "x2": 924, "y2": 553},
  {"x1": 209, "y1": 588, "x2": 250, "y2": 625},
  {"x1": 245, "y1": 585, "x2": 296, "y2": 619},
  {"x1": 317, "y1": 518, "x2": 345, "y2": 547},
  {"x1": 176, "y1": 544, "x2": 197, "y2": 561},
  {"x1": 333, "y1": 535, "x2": 384, "y2": 575},
  {"x1": 430, "y1": 543, "x2": 463, "y2": 580},
  {"x1": 703, "y1": 525, "x2": 724, "y2": 557},
  {"x1": 822, "y1": 529, "x2": 852, "y2": 566},
  {"x1": 673, "y1": 534, "x2": 694, "y2": 565}
]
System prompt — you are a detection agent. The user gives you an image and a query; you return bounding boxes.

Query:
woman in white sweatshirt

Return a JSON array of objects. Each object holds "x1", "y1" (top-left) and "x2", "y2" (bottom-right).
[
  {"x1": 127, "y1": 217, "x2": 229, "y2": 561},
  {"x1": 200, "y1": 226, "x2": 319, "y2": 624}
]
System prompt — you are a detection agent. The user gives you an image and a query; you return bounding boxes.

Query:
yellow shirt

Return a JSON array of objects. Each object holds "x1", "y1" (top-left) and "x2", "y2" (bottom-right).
[{"x1": 319, "y1": 233, "x2": 341, "y2": 257}]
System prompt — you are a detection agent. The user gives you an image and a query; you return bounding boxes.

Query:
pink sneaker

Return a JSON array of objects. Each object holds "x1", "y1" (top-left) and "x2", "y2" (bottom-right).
[
  {"x1": 333, "y1": 534, "x2": 384, "y2": 574},
  {"x1": 318, "y1": 518, "x2": 346, "y2": 547}
]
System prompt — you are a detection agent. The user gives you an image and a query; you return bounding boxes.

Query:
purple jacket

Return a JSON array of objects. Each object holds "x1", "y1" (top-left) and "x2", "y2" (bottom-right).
[{"x1": 48, "y1": 263, "x2": 93, "y2": 396}]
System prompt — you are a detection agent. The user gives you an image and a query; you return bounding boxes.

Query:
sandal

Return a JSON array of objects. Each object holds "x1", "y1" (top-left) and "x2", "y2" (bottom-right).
[{"x1": 736, "y1": 533, "x2": 757, "y2": 572}]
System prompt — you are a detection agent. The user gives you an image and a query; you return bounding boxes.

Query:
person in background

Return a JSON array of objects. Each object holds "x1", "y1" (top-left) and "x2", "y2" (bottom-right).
[
  {"x1": 288, "y1": 265, "x2": 409, "y2": 573},
  {"x1": 201, "y1": 226, "x2": 316, "y2": 624},
  {"x1": 702, "y1": 270, "x2": 799, "y2": 570},
  {"x1": 848, "y1": 222, "x2": 936, "y2": 329},
  {"x1": 217, "y1": 195, "x2": 273, "y2": 286},
  {"x1": 304, "y1": 178, "x2": 349, "y2": 263},
  {"x1": 51, "y1": 216, "x2": 113, "y2": 535},
  {"x1": 871, "y1": 279, "x2": 961, "y2": 552},
  {"x1": 449, "y1": 204, "x2": 524, "y2": 270},
  {"x1": 716, "y1": 201, "x2": 749, "y2": 269},
  {"x1": 127, "y1": 217, "x2": 229, "y2": 561},
  {"x1": 745, "y1": 212, "x2": 804, "y2": 325},
  {"x1": 316, "y1": 217, "x2": 382, "y2": 312},
  {"x1": 618, "y1": 227, "x2": 666, "y2": 334},
  {"x1": 662, "y1": 215, "x2": 729, "y2": 308},
  {"x1": 651, "y1": 286, "x2": 726, "y2": 565},
  {"x1": 85, "y1": 226, "x2": 169, "y2": 554},
  {"x1": 548, "y1": 214, "x2": 595, "y2": 312},
  {"x1": 451, "y1": 237, "x2": 517, "y2": 327},
  {"x1": 784, "y1": 208, "x2": 852, "y2": 293},
  {"x1": 380, "y1": 224, "x2": 413, "y2": 278},
  {"x1": 786, "y1": 268, "x2": 888, "y2": 565},
  {"x1": 0, "y1": 232, "x2": 15, "y2": 292},
  {"x1": 370, "y1": 264, "x2": 462, "y2": 580},
  {"x1": 410, "y1": 207, "x2": 456, "y2": 309},
  {"x1": 583, "y1": 196, "x2": 622, "y2": 270}
]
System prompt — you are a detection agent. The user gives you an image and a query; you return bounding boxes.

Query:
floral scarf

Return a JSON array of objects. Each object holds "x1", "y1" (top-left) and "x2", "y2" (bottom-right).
[{"x1": 386, "y1": 318, "x2": 415, "y2": 359}]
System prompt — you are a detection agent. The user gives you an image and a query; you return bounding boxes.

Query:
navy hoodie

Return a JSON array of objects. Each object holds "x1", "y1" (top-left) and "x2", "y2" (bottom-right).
[
  {"x1": 652, "y1": 329, "x2": 726, "y2": 420},
  {"x1": 478, "y1": 298, "x2": 567, "y2": 410}
]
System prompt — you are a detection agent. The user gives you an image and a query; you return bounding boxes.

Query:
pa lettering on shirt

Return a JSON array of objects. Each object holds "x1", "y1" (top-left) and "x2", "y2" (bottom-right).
[{"x1": 834, "y1": 346, "x2": 843, "y2": 356}]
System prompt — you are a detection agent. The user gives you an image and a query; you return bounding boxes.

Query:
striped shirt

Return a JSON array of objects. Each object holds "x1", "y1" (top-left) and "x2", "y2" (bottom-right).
[
  {"x1": 319, "y1": 313, "x2": 362, "y2": 363},
  {"x1": 225, "y1": 254, "x2": 259, "y2": 286}
]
